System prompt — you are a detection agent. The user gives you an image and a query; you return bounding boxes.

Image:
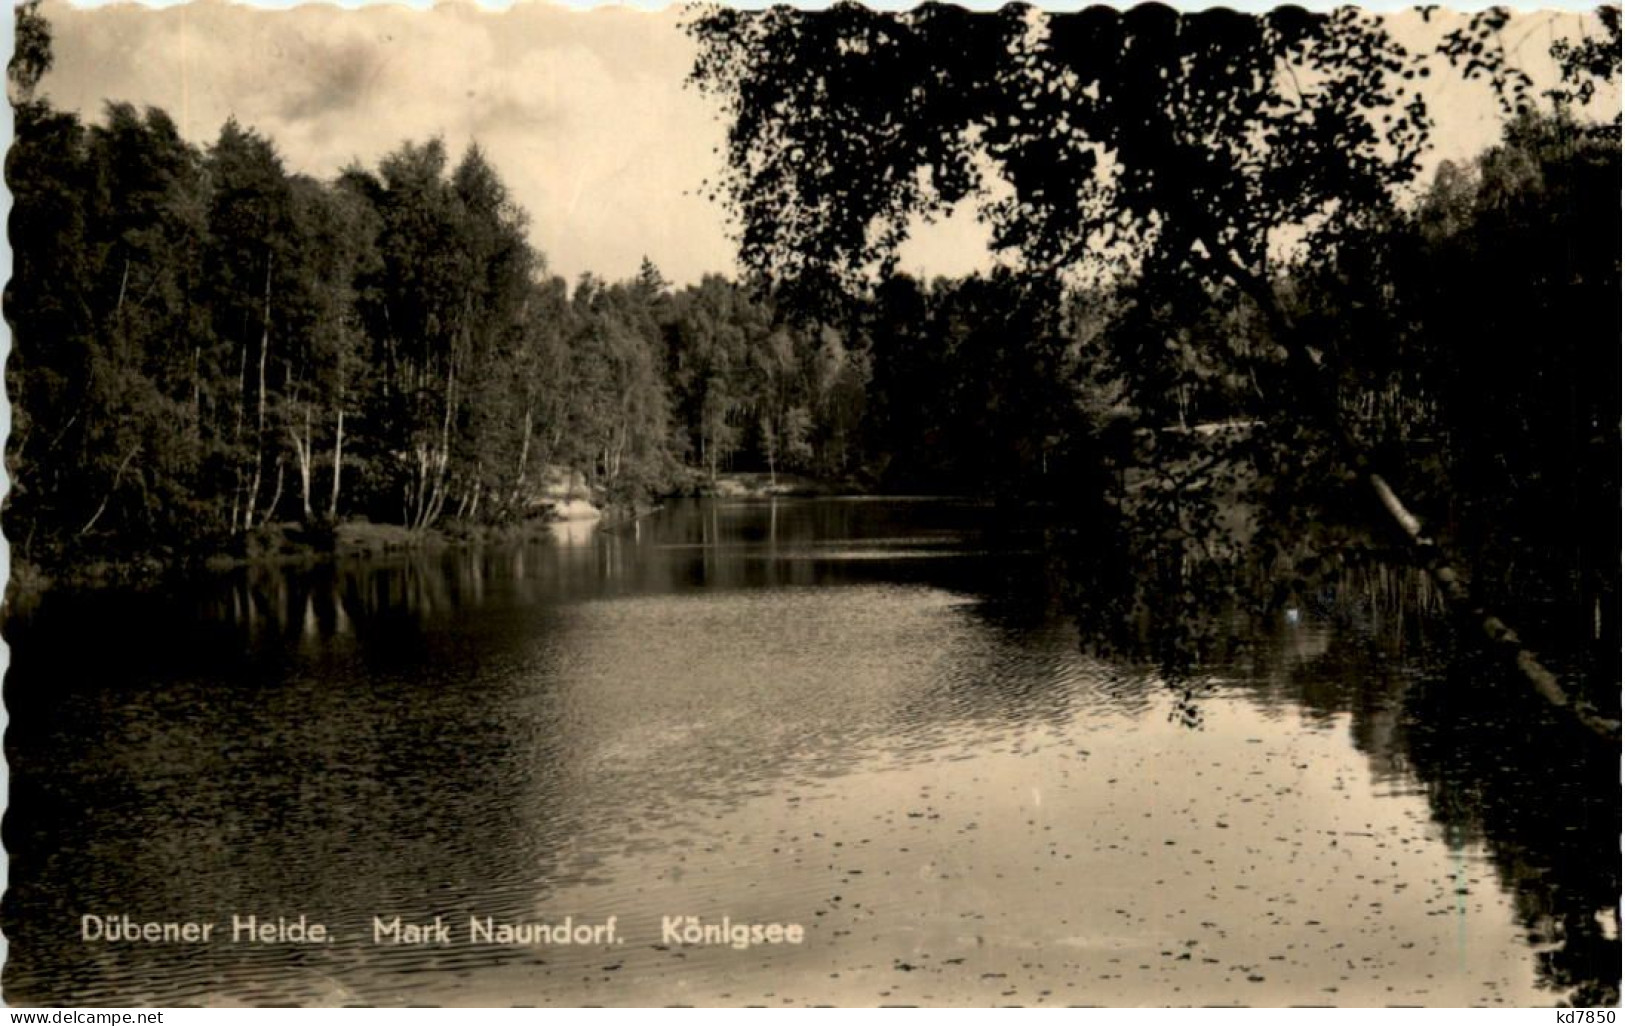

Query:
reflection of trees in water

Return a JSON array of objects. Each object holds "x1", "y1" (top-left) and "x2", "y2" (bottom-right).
[
  {"x1": 1297, "y1": 628, "x2": 1620, "y2": 1007},
  {"x1": 3, "y1": 558, "x2": 617, "y2": 1005},
  {"x1": 1283, "y1": 617, "x2": 1618, "y2": 1006},
  {"x1": 1062, "y1": 516, "x2": 1620, "y2": 1005},
  {"x1": 1397, "y1": 655, "x2": 1620, "y2": 1007}
]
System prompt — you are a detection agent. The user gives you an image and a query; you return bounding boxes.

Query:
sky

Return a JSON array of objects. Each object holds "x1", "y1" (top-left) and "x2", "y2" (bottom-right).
[{"x1": 27, "y1": 1, "x2": 1621, "y2": 286}]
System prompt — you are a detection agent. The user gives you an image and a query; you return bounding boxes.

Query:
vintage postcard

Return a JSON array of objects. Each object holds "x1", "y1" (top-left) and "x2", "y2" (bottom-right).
[{"x1": 3, "y1": 0, "x2": 1619, "y2": 1008}]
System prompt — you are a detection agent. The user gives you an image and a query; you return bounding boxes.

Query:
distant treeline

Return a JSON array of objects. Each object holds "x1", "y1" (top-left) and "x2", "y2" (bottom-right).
[
  {"x1": 4, "y1": 96, "x2": 1111, "y2": 569},
  {"x1": 7, "y1": 83, "x2": 1620, "y2": 674}
]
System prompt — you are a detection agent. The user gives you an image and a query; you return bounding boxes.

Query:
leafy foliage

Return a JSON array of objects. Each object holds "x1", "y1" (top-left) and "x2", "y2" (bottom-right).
[
  {"x1": 690, "y1": 3, "x2": 1430, "y2": 300},
  {"x1": 9, "y1": 75, "x2": 1098, "y2": 566},
  {"x1": 688, "y1": 3, "x2": 1621, "y2": 747}
]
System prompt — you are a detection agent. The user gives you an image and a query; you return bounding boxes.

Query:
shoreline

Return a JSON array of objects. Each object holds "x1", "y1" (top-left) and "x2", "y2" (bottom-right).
[
  {"x1": 3, "y1": 475, "x2": 865, "y2": 598},
  {"x1": 3, "y1": 475, "x2": 1019, "y2": 599},
  {"x1": 7, "y1": 514, "x2": 593, "y2": 600}
]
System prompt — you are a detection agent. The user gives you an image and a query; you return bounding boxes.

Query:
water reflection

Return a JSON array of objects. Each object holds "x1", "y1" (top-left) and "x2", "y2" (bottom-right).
[
  {"x1": 1066, "y1": 534, "x2": 1620, "y2": 1008},
  {"x1": 3, "y1": 499, "x2": 1615, "y2": 1005}
]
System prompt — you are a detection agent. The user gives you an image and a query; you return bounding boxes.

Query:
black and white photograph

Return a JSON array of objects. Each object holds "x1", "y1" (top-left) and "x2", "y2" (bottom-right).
[{"x1": 2, "y1": 0, "x2": 1620, "y2": 1008}]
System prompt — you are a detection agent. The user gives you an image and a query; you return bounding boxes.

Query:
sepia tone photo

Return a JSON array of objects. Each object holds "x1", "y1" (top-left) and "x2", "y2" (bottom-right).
[{"x1": 2, "y1": 0, "x2": 1619, "y2": 1008}]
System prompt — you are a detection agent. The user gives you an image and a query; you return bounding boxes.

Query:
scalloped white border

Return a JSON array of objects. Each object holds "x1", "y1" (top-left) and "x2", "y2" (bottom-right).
[{"x1": 0, "y1": 0, "x2": 1612, "y2": 1013}]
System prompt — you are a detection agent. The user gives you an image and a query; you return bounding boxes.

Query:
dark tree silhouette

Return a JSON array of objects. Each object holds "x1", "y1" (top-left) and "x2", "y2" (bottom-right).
[
  {"x1": 687, "y1": 3, "x2": 1620, "y2": 739},
  {"x1": 8, "y1": 0, "x2": 53, "y2": 104}
]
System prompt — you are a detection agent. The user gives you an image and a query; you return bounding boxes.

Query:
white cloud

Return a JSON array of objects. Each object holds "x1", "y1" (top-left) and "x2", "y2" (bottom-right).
[
  {"x1": 41, "y1": 0, "x2": 740, "y2": 285},
  {"x1": 33, "y1": 2, "x2": 1620, "y2": 287}
]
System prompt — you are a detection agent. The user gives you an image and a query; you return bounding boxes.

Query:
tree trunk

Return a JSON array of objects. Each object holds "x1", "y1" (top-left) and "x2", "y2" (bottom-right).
[
  {"x1": 511, "y1": 407, "x2": 532, "y2": 510},
  {"x1": 413, "y1": 354, "x2": 458, "y2": 531},
  {"x1": 409, "y1": 444, "x2": 430, "y2": 530},
  {"x1": 191, "y1": 345, "x2": 202, "y2": 446},
  {"x1": 262, "y1": 455, "x2": 286, "y2": 526},
  {"x1": 231, "y1": 340, "x2": 248, "y2": 532},
  {"x1": 329, "y1": 399, "x2": 345, "y2": 520},
  {"x1": 79, "y1": 444, "x2": 141, "y2": 536},
  {"x1": 244, "y1": 259, "x2": 273, "y2": 531},
  {"x1": 423, "y1": 448, "x2": 451, "y2": 528},
  {"x1": 115, "y1": 257, "x2": 130, "y2": 317},
  {"x1": 290, "y1": 406, "x2": 313, "y2": 521}
]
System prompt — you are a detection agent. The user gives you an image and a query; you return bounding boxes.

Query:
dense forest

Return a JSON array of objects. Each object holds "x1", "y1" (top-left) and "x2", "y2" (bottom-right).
[
  {"x1": 3, "y1": 3, "x2": 1109, "y2": 574},
  {"x1": 3, "y1": 96, "x2": 1116, "y2": 557},
  {"x1": 4, "y1": 3, "x2": 1620, "y2": 721}
]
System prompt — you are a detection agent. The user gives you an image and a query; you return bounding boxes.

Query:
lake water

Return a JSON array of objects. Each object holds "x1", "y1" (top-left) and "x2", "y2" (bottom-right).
[{"x1": 3, "y1": 498, "x2": 1617, "y2": 1006}]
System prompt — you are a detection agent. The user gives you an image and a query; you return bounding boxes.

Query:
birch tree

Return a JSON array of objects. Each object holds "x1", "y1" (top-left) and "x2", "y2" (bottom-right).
[{"x1": 688, "y1": 3, "x2": 1621, "y2": 738}]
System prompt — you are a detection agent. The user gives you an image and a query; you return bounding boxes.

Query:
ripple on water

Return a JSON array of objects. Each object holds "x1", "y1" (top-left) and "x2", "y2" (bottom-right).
[{"x1": 3, "y1": 500, "x2": 1604, "y2": 1006}]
